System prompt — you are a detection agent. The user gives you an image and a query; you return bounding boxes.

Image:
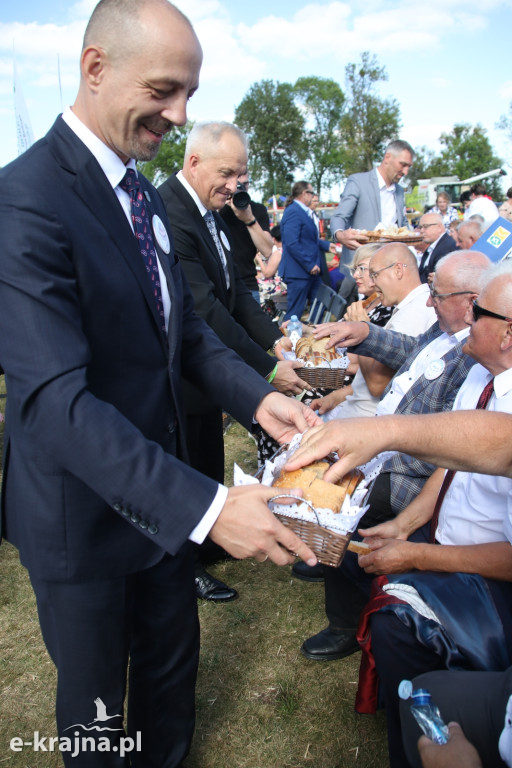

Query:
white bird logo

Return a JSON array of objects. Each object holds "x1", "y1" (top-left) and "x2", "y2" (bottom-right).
[{"x1": 87, "y1": 697, "x2": 123, "y2": 725}]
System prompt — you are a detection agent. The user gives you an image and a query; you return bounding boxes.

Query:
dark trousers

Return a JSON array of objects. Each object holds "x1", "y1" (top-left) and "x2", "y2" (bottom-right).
[
  {"x1": 31, "y1": 548, "x2": 199, "y2": 768},
  {"x1": 186, "y1": 409, "x2": 227, "y2": 574},
  {"x1": 325, "y1": 473, "x2": 395, "y2": 628},
  {"x1": 400, "y1": 666, "x2": 512, "y2": 768},
  {"x1": 370, "y1": 534, "x2": 512, "y2": 768}
]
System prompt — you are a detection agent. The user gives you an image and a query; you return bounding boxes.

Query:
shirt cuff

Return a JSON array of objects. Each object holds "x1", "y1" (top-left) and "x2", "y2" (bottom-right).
[{"x1": 188, "y1": 484, "x2": 229, "y2": 544}]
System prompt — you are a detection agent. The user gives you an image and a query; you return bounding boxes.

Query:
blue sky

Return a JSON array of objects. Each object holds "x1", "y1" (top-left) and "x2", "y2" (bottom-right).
[{"x1": 2, "y1": 0, "x2": 512, "y2": 197}]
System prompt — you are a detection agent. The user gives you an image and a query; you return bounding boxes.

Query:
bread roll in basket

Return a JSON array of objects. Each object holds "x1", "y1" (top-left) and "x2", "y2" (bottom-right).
[
  {"x1": 295, "y1": 336, "x2": 339, "y2": 366},
  {"x1": 272, "y1": 461, "x2": 363, "y2": 515}
]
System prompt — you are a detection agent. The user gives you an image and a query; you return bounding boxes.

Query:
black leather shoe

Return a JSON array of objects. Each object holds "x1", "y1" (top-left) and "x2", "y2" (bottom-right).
[
  {"x1": 301, "y1": 627, "x2": 359, "y2": 661},
  {"x1": 292, "y1": 561, "x2": 325, "y2": 582},
  {"x1": 195, "y1": 571, "x2": 238, "y2": 602}
]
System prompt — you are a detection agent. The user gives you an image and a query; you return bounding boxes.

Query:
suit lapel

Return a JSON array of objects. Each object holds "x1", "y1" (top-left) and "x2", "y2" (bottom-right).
[
  {"x1": 48, "y1": 119, "x2": 168, "y2": 346},
  {"x1": 169, "y1": 176, "x2": 230, "y2": 303}
]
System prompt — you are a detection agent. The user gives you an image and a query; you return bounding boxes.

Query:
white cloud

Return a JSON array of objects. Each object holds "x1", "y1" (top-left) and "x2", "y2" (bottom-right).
[{"x1": 499, "y1": 81, "x2": 512, "y2": 100}]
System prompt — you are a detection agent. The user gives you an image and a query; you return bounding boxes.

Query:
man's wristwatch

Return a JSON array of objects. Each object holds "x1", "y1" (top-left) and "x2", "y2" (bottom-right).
[
  {"x1": 246, "y1": 219, "x2": 257, "y2": 227},
  {"x1": 271, "y1": 338, "x2": 282, "y2": 354}
]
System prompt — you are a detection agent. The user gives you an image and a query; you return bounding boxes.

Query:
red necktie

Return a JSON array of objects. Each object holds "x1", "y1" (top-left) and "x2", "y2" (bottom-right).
[
  {"x1": 429, "y1": 377, "x2": 494, "y2": 542},
  {"x1": 120, "y1": 169, "x2": 166, "y2": 333}
]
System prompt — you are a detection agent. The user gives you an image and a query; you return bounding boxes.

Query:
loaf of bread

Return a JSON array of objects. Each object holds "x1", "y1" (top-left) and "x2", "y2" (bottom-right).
[
  {"x1": 272, "y1": 461, "x2": 363, "y2": 514},
  {"x1": 295, "y1": 336, "x2": 339, "y2": 366}
]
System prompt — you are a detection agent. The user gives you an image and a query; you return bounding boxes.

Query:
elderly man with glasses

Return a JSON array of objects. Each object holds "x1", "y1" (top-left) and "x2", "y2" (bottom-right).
[
  {"x1": 298, "y1": 249, "x2": 490, "y2": 664},
  {"x1": 417, "y1": 212, "x2": 457, "y2": 283}
]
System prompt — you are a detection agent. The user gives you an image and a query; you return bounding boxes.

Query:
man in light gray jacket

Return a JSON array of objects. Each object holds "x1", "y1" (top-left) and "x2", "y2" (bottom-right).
[{"x1": 331, "y1": 140, "x2": 414, "y2": 264}]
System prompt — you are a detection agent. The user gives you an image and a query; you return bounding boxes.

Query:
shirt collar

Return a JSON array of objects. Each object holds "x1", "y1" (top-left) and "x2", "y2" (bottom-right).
[
  {"x1": 176, "y1": 170, "x2": 208, "y2": 218},
  {"x1": 295, "y1": 199, "x2": 312, "y2": 215},
  {"x1": 376, "y1": 168, "x2": 395, "y2": 192},
  {"x1": 62, "y1": 107, "x2": 135, "y2": 188},
  {"x1": 494, "y1": 367, "x2": 512, "y2": 399}
]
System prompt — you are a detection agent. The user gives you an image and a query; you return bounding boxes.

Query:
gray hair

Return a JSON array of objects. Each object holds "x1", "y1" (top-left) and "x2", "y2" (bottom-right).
[
  {"x1": 458, "y1": 220, "x2": 484, "y2": 240},
  {"x1": 479, "y1": 259, "x2": 512, "y2": 312},
  {"x1": 184, "y1": 121, "x2": 247, "y2": 161},
  {"x1": 384, "y1": 139, "x2": 415, "y2": 159},
  {"x1": 435, "y1": 250, "x2": 491, "y2": 291}
]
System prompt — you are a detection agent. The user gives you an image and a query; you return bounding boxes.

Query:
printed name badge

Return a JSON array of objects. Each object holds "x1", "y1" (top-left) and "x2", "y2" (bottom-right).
[
  {"x1": 424, "y1": 359, "x2": 445, "y2": 380},
  {"x1": 152, "y1": 215, "x2": 170, "y2": 254},
  {"x1": 220, "y1": 231, "x2": 230, "y2": 251}
]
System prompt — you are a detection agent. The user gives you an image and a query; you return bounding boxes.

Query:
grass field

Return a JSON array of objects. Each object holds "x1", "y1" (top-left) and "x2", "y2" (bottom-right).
[{"x1": 0, "y1": 384, "x2": 389, "y2": 767}]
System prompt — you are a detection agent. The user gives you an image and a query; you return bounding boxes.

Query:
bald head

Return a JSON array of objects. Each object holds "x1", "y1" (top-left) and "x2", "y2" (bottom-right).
[
  {"x1": 464, "y1": 260, "x2": 512, "y2": 374},
  {"x1": 369, "y1": 243, "x2": 420, "y2": 306},
  {"x1": 419, "y1": 212, "x2": 445, "y2": 244},
  {"x1": 456, "y1": 220, "x2": 484, "y2": 250},
  {"x1": 83, "y1": 0, "x2": 192, "y2": 63},
  {"x1": 74, "y1": 0, "x2": 202, "y2": 162}
]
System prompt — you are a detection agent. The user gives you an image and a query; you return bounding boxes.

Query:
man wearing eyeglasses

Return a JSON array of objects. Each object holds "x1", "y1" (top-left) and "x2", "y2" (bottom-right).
[{"x1": 417, "y1": 212, "x2": 457, "y2": 283}]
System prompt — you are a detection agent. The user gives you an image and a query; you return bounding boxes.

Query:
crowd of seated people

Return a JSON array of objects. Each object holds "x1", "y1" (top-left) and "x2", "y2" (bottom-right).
[{"x1": 285, "y1": 256, "x2": 512, "y2": 768}]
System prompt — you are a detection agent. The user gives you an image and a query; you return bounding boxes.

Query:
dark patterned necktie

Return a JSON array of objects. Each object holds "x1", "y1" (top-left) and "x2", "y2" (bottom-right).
[
  {"x1": 119, "y1": 168, "x2": 166, "y2": 332},
  {"x1": 429, "y1": 377, "x2": 494, "y2": 542},
  {"x1": 203, "y1": 210, "x2": 230, "y2": 289}
]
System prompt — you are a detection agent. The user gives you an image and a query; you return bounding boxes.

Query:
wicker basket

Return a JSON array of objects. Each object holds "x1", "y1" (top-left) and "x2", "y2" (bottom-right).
[
  {"x1": 296, "y1": 366, "x2": 350, "y2": 389},
  {"x1": 269, "y1": 494, "x2": 351, "y2": 567}
]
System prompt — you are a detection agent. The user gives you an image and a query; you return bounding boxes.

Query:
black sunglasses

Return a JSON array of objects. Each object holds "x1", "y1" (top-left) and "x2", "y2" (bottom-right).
[{"x1": 472, "y1": 299, "x2": 512, "y2": 323}]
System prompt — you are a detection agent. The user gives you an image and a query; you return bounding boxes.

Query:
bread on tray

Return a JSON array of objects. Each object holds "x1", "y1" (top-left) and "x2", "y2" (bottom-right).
[{"x1": 272, "y1": 461, "x2": 363, "y2": 515}]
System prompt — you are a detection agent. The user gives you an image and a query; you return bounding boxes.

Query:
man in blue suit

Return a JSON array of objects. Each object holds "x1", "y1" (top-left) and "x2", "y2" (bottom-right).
[
  {"x1": 280, "y1": 181, "x2": 337, "y2": 321},
  {"x1": 0, "y1": 1, "x2": 319, "y2": 766}
]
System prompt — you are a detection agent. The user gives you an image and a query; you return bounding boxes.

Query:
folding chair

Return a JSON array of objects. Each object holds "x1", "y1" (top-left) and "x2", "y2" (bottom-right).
[
  {"x1": 328, "y1": 293, "x2": 347, "y2": 321},
  {"x1": 307, "y1": 284, "x2": 336, "y2": 325}
]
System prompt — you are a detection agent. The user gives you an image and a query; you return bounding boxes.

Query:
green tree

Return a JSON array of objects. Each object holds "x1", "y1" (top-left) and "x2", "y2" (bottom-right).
[
  {"x1": 137, "y1": 122, "x2": 191, "y2": 185},
  {"x1": 496, "y1": 102, "x2": 512, "y2": 165},
  {"x1": 293, "y1": 76, "x2": 345, "y2": 194},
  {"x1": 234, "y1": 80, "x2": 306, "y2": 201},
  {"x1": 423, "y1": 124, "x2": 504, "y2": 198},
  {"x1": 340, "y1": 51, "x2": 401, "y2": 175}
]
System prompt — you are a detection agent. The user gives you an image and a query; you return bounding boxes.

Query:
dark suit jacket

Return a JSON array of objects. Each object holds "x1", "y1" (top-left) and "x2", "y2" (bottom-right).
[
  {"x1": 418, "y1": 232, "x2": 457, "y2": 282},
  {"x1": 280, "y1": 201, "x2": 331, "y2": 281},
  {"x1": 355, "y1": 322, "x2": 476, "y2": 512},
  {"x1": 158, "y1": 174, "x2": 280, "y2": 413},
  {"x1": 0, "y1": 116, "x2": 273, "y2": 582}
]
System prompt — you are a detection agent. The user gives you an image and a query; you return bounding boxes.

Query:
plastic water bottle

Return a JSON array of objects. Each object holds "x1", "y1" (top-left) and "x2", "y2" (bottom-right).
[
  {"x1": 287, "y1": 315, "x2": 303, "y2": 348},
  {"x1": 398, "y1": 681, "x2": 449, "y2": 745}
]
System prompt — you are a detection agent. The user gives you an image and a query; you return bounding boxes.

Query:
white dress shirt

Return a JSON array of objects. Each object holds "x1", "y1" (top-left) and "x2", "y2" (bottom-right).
[
  {"x1": 436, "y1": 364, "x2": 512, "y2": 546},
  {"x1": 325, "y1": 284, "x2": 435, "y2": 420},
  {"x1": 377, "y1": 169, "x2": 398, "y2": 227},
  {"x1": 377, "y1": 327, "x2": 469, "y2": 416}
]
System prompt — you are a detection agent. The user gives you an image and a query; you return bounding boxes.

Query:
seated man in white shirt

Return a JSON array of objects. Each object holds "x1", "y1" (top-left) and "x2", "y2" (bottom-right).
[{"x1": 312, "y1": 242, "x2": 436, "y2": 421}]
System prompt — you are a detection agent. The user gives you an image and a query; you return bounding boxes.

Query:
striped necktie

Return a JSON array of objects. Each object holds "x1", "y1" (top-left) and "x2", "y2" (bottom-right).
[{"x1": 204, "y1": 210, "x2": 230, "y2": 289}]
